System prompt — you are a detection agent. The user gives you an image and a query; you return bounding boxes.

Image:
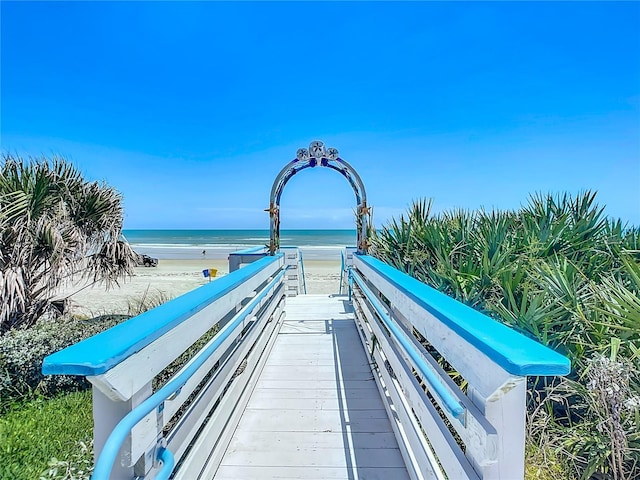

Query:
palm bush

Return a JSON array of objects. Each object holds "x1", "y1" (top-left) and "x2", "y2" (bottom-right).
[
  {"x1": 0, "y1": 155, "x2": 138, "y2": 332},
  {"x1": 372, "y1": 191, "x2": 640, "y2": 479}
]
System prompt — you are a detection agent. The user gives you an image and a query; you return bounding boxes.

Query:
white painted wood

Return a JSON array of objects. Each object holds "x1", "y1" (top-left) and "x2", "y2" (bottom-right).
[
  {"x1": 281, "y1": 247, "x2": 302, "y2": 296},
  {"x1": 89, "y1": 257, "x2": 284, "y2": 401},
  {"x1": 166, "y1": 290, "x2": 286, "y2": 466},
  {"x1": 214, "y1": 295, "x2": 410, "y2": 480},
  {"x1": 354, "y1": 296, "x2": 479, "y2": 479},
  {"x1": 354, "y1": 290, "x2": 499, "y2": 467},
  {"x1": 468, "y1": 380, "x2": 527, "y2": 479},
  {"x1": 162, "y1": 283, "x2": 284, "y2": 423},
  {"x1": 354, "y1": 257, "x2": 515, "y2": 399},
  {"x1": 92, "y1": 382, "x2": 152, "y2": 480},
  {"x1": 214, "y1": 465, "x2": 409, "y2": 479},
  {"x1": 176, "y1": 300, "x2": 286, "y2": 479},
  {"x1": 352, "y1": 295, "x2": 442, "y2": 480},
  {"x1": 351, "y1": 257, "x2": 538, "y2": 480}
]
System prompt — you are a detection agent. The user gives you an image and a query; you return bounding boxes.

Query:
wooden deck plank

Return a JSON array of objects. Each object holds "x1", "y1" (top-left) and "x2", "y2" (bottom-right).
[
  {"x1": 214, "y1": 465, "x2": 410, "y2": 480},
  {"x1": 215, "y1": 295, "x2": 410, "y2": 479}
]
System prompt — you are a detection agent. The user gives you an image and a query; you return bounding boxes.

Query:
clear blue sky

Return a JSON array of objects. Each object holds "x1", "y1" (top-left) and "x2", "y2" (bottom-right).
[{"x1": 2, "y1": 1, "x2": 639, "y2": 229}]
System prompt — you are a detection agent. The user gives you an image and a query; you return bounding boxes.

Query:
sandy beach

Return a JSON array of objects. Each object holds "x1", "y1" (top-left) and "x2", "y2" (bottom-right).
[{"x1": 59, "y1": 257, "x2": 343, "y2": 317}]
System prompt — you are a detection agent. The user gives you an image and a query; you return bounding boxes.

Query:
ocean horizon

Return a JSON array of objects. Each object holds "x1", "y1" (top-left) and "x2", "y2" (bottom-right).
[{"x1": 123, "y1": 229, "x2": 357, "y2": 260}]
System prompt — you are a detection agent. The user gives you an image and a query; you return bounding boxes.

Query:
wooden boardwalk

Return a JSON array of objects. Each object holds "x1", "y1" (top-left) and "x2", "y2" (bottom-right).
[{"x1": 215, "y1": 294, "x2": 410, "y2": 479}]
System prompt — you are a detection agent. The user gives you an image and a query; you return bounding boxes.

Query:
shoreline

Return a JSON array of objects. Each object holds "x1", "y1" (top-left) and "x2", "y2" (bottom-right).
[{"x1": 131, "y1": 245, "x2": 349, "y2": 260}]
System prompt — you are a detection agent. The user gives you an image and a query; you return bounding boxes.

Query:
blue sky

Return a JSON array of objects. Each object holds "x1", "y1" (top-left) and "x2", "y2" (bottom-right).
[{"x1": 2, "y1": 1, "x2": 639, "y2": 229}]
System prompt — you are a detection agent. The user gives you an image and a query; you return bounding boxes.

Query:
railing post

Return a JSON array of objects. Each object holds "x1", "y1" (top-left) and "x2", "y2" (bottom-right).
[
  {"x1": 228, "y1": 255, "x2": 241, "y2": 272},
  {"x1": 281, "y1": 247, "x2": 300, "y2": 296},
  {"x1": 468, "y1": 379, "x2": 527, "y2": 479},
  {"x1": 92, "y1": 382, "x2": 153, "y2": 479}
]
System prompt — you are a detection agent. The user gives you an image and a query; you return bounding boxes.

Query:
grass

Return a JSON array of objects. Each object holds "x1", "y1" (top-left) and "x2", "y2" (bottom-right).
[
  {"x1": 0, "y1": 390, "x2": 93, "y2": 480},
  {"x1": 525, "y1": 444, "x2": 573, "y2": 480},
  {"x1": 1, "y1": 389, "x2": 571, "y2": 479}
]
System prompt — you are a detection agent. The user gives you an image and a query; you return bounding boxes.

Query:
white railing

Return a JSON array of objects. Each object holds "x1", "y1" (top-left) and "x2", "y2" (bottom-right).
[
  {"x1": 229, "y1": 246, "x2": 306, "y2": 295},
  {"x1": 349, "y1": 254, "x2": 570, "y2": 480},
  {"x1": 41, "y1": 249, "x2": 570, "y2": 480},
  {"x1": 280, "y1": 246, "x2": 306, "y2": 295},
  {"x1": 43, "y1": 254, "x2": 286, "y2": 479}
]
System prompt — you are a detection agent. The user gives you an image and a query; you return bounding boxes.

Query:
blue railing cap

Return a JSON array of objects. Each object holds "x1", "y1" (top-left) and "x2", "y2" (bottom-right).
[
  {"x1": 42, "y1": 255, "x2": 282, "y2": 377},
  {"x1": 356, "y1": 255, "x2": 571, "y2": 377}
]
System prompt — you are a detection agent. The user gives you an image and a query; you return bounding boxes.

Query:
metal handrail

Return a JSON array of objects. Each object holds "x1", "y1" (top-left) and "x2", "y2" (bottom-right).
[
  {"x1": 339, "y1": 250, "x2": 345, "y2": 295},
  {"x1": 154, "y1": 447, "x2": 175, "y2": 480},
  {"x1": 299, "y1": 250, "x2": 307, "y2": 294},
  {"x1": 92, "y1": 269, "x2": 286, "y2": 479},
  {"x1": 350, "y1": 268, "x2": 466, "y2": 423}
]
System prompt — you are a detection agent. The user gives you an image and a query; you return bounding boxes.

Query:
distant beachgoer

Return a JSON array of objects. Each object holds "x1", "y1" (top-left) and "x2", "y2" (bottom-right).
[{"x1": 202, "y1": 250, "x2": 206, "y2": 257}]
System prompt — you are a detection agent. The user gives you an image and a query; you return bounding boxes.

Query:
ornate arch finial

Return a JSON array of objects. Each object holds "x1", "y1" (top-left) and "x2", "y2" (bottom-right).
[{"x1": 308, "y1": 140, "x2": 326, "y2": 159}]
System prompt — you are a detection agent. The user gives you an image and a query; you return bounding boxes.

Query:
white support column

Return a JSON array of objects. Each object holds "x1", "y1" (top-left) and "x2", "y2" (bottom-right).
[
  {"x1": 467, "y1": 378, "x2": 527, "y2": 479},
  {"x1": 228, "y1": 255, "x2": 242, "y2": 272},
  {"x1": 92, "y1": 382, "x2": 153, "y2": 480}
]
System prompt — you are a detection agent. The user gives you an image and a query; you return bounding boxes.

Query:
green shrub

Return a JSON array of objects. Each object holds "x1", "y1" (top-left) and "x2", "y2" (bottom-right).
[
  {"x1": 0, "y1": 315, "x2": 125, "y2": 408},
  {"x1": 372, "y1": 192, "x2": 640, "y2": 479}
]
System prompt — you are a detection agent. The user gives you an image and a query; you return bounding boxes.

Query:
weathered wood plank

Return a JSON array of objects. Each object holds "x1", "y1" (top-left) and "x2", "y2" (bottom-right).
[
  {"x1": 215, "y1": 466, "x2": 409, "y2": 480},
  {"x1": 214, "y1": 295, "x2": 409, "y2": 479}
]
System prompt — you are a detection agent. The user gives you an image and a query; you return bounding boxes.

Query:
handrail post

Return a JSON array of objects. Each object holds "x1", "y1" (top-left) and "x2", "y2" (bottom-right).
[
  {"x1": 43, "y1": 255, "x2": 285, "y2": 479},
  {"x1": 91, "y1": 381, "x2": 154, "y2": 479},
  {"x1": 281, "y1": 247, "x2": 301, "y2": 296},
  {"x1": 467, "y1": 380, "x2": 527, "y2": 478}
]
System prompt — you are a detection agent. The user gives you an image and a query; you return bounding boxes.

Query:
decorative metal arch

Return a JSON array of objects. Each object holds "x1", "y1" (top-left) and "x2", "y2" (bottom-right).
[{"x1": 267, "y1": 140, "x2": 371, "y2": 255}]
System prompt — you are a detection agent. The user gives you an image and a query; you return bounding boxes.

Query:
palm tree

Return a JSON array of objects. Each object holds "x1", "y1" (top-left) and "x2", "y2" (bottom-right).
[{"x1": 0, "y1": 154, "x2": 138, "y2": 332}]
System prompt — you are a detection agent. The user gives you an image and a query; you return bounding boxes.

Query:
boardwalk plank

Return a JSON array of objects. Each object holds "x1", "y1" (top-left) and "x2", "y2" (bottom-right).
[{"x1": 214, "y1": 295, "x2": 410, "y2": 479}]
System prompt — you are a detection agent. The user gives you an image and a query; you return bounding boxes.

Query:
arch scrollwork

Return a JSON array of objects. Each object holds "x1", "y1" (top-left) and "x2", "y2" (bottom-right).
[{"x1": 267, "y1": 141, "x2": 370, "y2": 255}]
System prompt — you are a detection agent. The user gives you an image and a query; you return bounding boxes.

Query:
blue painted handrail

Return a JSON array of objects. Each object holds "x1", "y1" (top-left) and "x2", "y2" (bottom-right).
[
  {"x1": 355, "y1": 255, "x2": 571, "y2": 377},
  {"x1": 350, "y1": 269, "x2": 466, "y2": 423},
  {"x1": 155, "y1": 447, "x2": 175, "y2": 480},
  {"x1": 43, "y1": 255, "x2": 283, "y2": 376},
  {"x1": 91, "y1": 269, "x2": 286, "y2": 479}
]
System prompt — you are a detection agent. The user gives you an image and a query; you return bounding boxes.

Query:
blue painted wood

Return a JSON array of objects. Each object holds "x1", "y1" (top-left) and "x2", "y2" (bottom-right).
[
  {"x1": 356, "y1": 255, "x2": 571, "y2": 377},
  {"x1": 42, "y1": 255, "x2": 283, "y2": 377}
]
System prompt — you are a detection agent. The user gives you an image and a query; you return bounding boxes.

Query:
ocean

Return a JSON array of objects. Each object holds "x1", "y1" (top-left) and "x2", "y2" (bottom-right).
[{"x1": 122, "y1": 229, "x2": 357, "y2": 260}]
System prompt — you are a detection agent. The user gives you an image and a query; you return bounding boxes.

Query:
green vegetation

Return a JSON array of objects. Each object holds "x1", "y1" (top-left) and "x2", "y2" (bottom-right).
[
  {"x1": 0, "y1": 281, "x2": 175, "y2": 478},
  {"x1": 0, "y1": 315, "x2": 126, "y2": 409},
  {"x1": 0, "y1": 154, "x2": 137, "y2": 333},
  {"x1": 372, "y1": 192, "x2": 640, "y2": 479},
  {"x1": 0, "y1": 391, "x2": 93, "y2": 480}
]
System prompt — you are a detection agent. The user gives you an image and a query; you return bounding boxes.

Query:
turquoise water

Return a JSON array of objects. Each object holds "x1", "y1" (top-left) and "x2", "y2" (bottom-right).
[
  {"x1": 123, "y1": 230, "x2": 356, "y2": 259},
  {"x1": 123, "y1": 229, "x2": 357, "y2": 248}
]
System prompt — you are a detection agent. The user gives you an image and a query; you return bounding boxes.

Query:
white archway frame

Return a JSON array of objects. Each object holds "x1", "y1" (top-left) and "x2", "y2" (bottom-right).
[{"x1": 267, "y1": 141, "x2": 370, "y2": 254}]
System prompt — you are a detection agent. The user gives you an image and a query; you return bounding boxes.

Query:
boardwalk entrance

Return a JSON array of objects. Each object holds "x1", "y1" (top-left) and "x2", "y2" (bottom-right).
[
  {"x1": 215, "y1": 295, "x2": 408, "y2": 479},
  {"x1": 42, "y1": 142, "x2": 571, "y2": 479}
]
